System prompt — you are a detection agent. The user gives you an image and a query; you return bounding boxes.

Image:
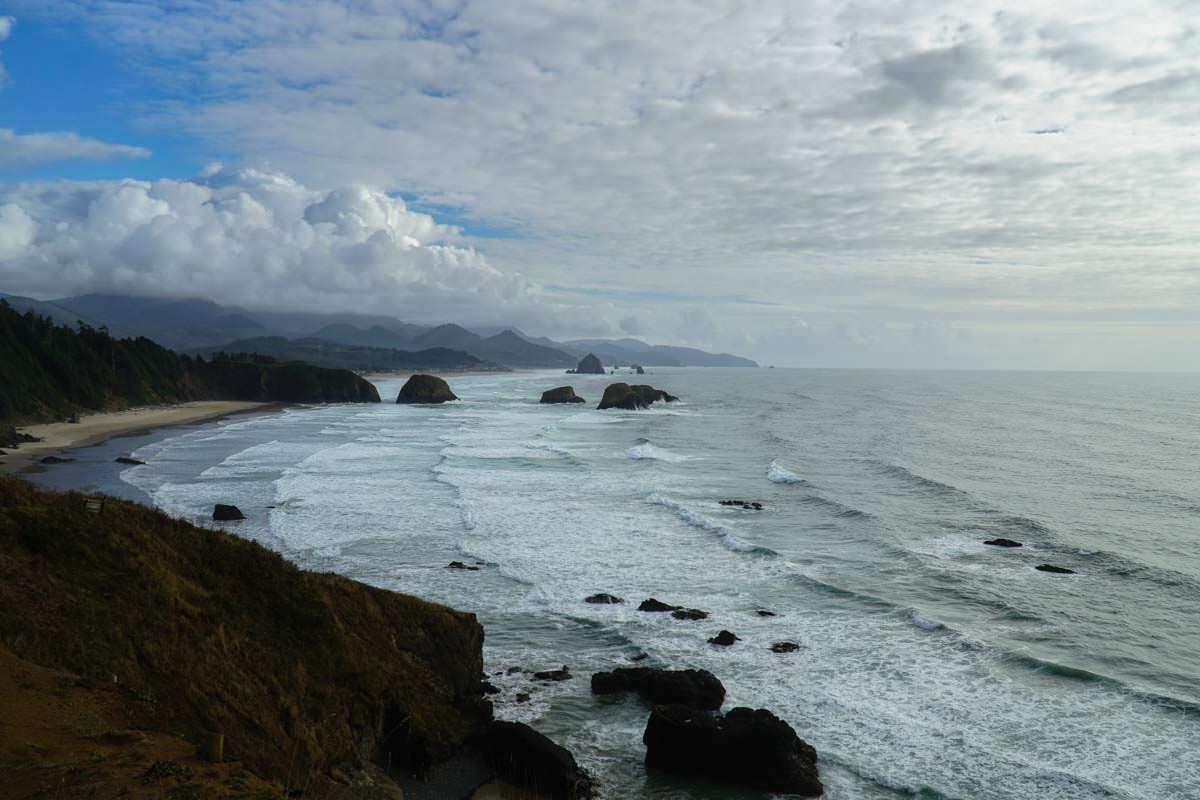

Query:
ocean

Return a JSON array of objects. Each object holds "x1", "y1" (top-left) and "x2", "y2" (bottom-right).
[{"x1": 30, "y1": 368, "x2": 1200, "y2": 799}]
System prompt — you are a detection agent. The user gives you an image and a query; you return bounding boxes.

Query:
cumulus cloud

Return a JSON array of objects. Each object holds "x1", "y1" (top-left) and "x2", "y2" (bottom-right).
[
  {"x1": 0, "y1": 15, "x2": 13, "y2": 86},
  {"x1": 0, "y1": 165, "x2": 592, "y2": 327},
  {"x1": 0, "y1": 129, "x2": 152, "y2": 168}
]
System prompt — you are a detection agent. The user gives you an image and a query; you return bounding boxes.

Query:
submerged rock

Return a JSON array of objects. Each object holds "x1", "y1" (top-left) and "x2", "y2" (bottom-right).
[
  {"x1": 482, "y1": 720, "x2": 593, "y2": 799},
  {"x1": 212, "y1": 504, "x2": 244, "y2": 521},
  {"x1": 671, "y1": 608, "x2": 708, "y2": 621},
  {"x1": 591, "y1": 667, "x2": 725, "y2": 710},
  {"x1": 575, "y1": 353, "x2": 605, "y2": 375},
  {"x1": 447, "y1": 561, "x2": 480, "y2": 571},
  {"x1": 396, "y1": 374, "x2": 458, "y2": 404},
  {"x1": 755, "y1": 609, "x2": 778, "y2": 618},
  {"x1": 770, "y1": 641, "x2": 800, "y2": 653},
  {"x1": 1036, "y1": 564, "x2": 1076, "y2": 574},
  {"x1": 720, "y1": 499, "x2": 763, "y2": 510},
  {"x1": 643, "y1": 705, "x2": 823, "y2": 797},
  {"x1": 115, "y1": 456, "x2": 146, "y2": 465},
  {"x1": 708, "y1": 630, "x2": 739, "y2": 646},
  {"x1": 984, "y1": 538, "x2": 1023, "y2": 547},
  {"x1": 584, "y1": 593, "x2": 624, "y2": 604},
  {"x1": 540, "y1": 386, "x2": 586, "y2": 404},
  {"x1": 39, "y1": 455, "x2": 74, "y2": 464},
  {"x1": 638, "y1": 598, "x2": 681, "y2": 613},
  {"x1": 597, "y1": 383, "x2": 678, "y2": 410}
]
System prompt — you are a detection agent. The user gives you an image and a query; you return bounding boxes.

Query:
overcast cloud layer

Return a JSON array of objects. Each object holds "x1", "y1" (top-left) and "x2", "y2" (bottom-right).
[{"x1": 2, "y1": 1, "x2": 1199, "y2": 368}]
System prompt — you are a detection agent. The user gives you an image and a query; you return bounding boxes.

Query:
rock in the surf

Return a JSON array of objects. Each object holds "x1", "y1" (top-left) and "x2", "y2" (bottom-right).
[
  {"x1": 115, "y1": 456, "x2": 146, "y2": 465},
  {"x1": 533, "y1": 665, "x2": 571, "y2": 682},
  {"x1": 708, "y1": 630, "x2": 739, "y2": 646},
  {"x1": 671, "y1": 608, "x2": 709, "y2": 621},
  {"x1": 591, "y1": 667, "x2": 725, "y2": 710},
  {"x1": 585, "y1": 593, "x2": 625, "y2": 604},
  {"x1": 984, "y1": 538, "x2": 1023, "y2": 547},
  {"x1": 396, "y1": 374, "x2": 458, "y2": 404},
  {"x1": 770, "y1": 641, "x2": 800, "y2": 653},
  {"x1": 212, "y1": 504, "x2": 245, "y2": 521},
  {"x1": 634, "y1": 365, "x2": 645, "y2": 374},
  {"x1": 1036, "y1": 564, "x2": 1076, "y2": 574},
  {"x1": 446, "y1": 560, "x2": 480, "y2": 571},
  {"x1": 638, "y1": 598, "x2": 681, "y2": 613},
  {"x1": 540, "y1": 386, "x2": 586, "y2": 404},
  {"x1": 39, "y1": 455, "x2": 74, "y2": 464},
  {"x1": 755, "y1": 608, "x2": 778, "y2": 618},
  {"x1": 482, "y1": 720, "x2": 593, "y2": 799},
  {"x1": 597, "y1": 383, "x2": 679, "y2": 410},
  {"x1": 576, "y1": 353, "x2": 606, "y2": 375},
  {"x1": 643, "y1": 705, "x2": 823, "y2": 797}
]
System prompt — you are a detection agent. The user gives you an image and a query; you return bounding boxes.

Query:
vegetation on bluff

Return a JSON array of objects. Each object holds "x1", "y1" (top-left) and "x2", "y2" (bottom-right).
[
  {"x1": 0, "y1": 476, "x2": 490, "y2": 792},
  {"x1": 0, "y1": 300, "x2": 379, "y2": 423}
]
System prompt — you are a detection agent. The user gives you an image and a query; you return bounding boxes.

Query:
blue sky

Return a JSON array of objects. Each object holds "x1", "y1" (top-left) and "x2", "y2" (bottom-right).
[{"x1": 1, "y1": 2, "x2": 1198, "y2": 369}]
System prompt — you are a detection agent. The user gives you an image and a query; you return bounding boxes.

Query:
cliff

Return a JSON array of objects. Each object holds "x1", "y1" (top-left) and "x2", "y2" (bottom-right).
[{"x1": 0, "y1": 477, "x2": 490, "y2": 793}]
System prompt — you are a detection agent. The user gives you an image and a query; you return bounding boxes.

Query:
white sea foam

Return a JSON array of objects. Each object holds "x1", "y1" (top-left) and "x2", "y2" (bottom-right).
[
  {"x1": 626, "y1": 439, "x2": 688, "y2": 463},
  {"x1": 767, "y1": 459, "x2": 806, "y2": 484}
]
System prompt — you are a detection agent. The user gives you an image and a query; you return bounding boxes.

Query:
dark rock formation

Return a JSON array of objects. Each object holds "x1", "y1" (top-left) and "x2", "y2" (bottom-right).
[
  {"x1": 984, "y1": 538, "x2": 1023, "y2": 547},
  {"x1": 671, "y1": 608, "x2": 708, "y2": 621},
  {"x1": 480, "y1": 681, "x2": 501, "y2": 695},
  {"x1": 638, "y1": 598, "x2": 680, "y2": 613},
  {"x1": 483, "y1": 720, "x2": 592, "y2": 799},
  {"x1": 533, "y1": 665, "x2": 571, "y2": 682},
  {"x1": 719, "y1": 499, "x2": 763, "y2": 510},
  {"x1": 1, "y1": 426, "x2": 39, "y2": 449},
  {"x1": 643, "y1": 705, "x2": 822, "y2": 797},
  {"x1": 39, "y1": 455, "x2": 74, "y2": 464},
  {"x1": 540, "y1": 386, "x2": 586, "y2": 404},
  {"x1": 1036, "y1": 564, "x2": 1076, "y2": 574},
  {"x1": 770, "y1": 641, "x2": 800, "y2": 653},
  {"x1": 212, "y1": 504, "x2": 245, "y2": 521},
  {"x1": 447, "y1": 561, "x2": 480, "y2": 571},
  {"x1": 115, "y1": 456, "x2": 146, "y2": 465},
  {"x1": 584, "y1": 593, "x2": 624, "y2": 604},
  {"x1": 634, "y1": 365, "x2": 645, "y2": 374},
  {"x1": 708, "y1": 630, "x2": 739, "y2": 646},
  {"x1": 575, "y1": 353, "x2": 605, "y2": 375},
  {"x1": 755, "y1": 609, "x2": 777, "y2": 618},
  {"x1": 396, "y1": 374, "x2": 458, "y2": 404},
  {"x1": 591, "y1": 667, "x2": 725, "y2": 710},
  {"x1": 597, "y1": 383, "x2": 679, "y2": 411}
]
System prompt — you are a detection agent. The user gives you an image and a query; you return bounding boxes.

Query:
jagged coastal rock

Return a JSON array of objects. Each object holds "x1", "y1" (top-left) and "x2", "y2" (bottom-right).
[
  {"x1": 540, "y1": 386, "x2": 586, "y2": 404},
  {"x1": 643, "y1": 705, "x2": 823, "y2": 797},
  {"x1": 575, "y1": 353, "x2": 605, "y2": 374},
  {"x1": 397, "y1": 374, "x2": 458, "y2": 404},
  {"x1": 638, "y1": 597, "x2": 680, "y2": 612},
  {"x1": 212, "y1": 503, "x2": 245, "y2": 521},
  {"x1": 483, "y1": 721, "x2": 593, "y2": 799},
  {"x1": 708, "y1": 630, "x2": 739, "y2": 646},
  {"x1": 597, "y1": 383, "x2": 679, "y2": 410},
  {"x1": 591, "y1": 667, "x2": 726, "y2": 710},
  {"x1": 585, "y1": 592, "x2": 624, "y2": 604}
]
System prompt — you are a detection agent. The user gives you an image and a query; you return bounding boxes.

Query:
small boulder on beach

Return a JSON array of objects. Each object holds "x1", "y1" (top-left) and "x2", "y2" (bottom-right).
[
  {"x1": 708, "y1": 630, "x2": 739, "y2": 646},
  {"x1": 984, "y1": 538, "x2": 1023, "y2": 547},
  {"x1": 643, "y1": 705, "x2": 823, "y2": 797},
  {"x1": 585, "y1": 593, "x2": 624, "y2": 604},
  {"x1": 541, "y1": 386, "x2": 586, "y2": 404},
  {"x1": 1036, "y1": 564, "x2": 1076, "y2": 574},
  {"x1": 212, "y1": 504, "x2": 245, "y2": 521},
  {"x1": 638, "y1": 598, "x2": 681, "y2": 613},
  {"x1": 396, "y1": 374, "x2": 458, "y2": 404},
  {"x1": 591, "y1": 667, "x2": 725, "y2": 710}
]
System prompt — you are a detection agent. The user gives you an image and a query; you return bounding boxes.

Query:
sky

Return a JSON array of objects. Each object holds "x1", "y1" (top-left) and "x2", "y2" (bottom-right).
[{"x1": 0, "y1": 1, "x2": 1197, "y2": 370}]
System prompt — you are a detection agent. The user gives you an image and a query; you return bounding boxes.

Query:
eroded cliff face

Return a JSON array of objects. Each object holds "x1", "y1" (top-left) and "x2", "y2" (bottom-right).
[{"x1": 0, "y1": 477, "x2": 487, "y2": 792}]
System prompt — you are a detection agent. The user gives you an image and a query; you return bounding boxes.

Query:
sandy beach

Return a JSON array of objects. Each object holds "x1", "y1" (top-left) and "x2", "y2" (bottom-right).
[{"x1": 0, "y1": 401, "x2": 276, "y2": 474}]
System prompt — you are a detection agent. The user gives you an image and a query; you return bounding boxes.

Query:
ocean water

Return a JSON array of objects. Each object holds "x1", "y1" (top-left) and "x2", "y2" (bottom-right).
[{"x1": 35, "y1": 369, "x2": 1200, "y2": 799}]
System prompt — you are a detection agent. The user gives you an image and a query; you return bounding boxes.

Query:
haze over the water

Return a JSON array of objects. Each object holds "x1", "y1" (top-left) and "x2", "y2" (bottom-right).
[{"x1": 0, "y1": 2, "x2": 1197, "y2": 370}]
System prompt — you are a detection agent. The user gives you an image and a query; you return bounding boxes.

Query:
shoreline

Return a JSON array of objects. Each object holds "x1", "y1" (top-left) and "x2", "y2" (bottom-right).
[{"x1": 0, "y1": 401, "x2": 282, "y2": 475}]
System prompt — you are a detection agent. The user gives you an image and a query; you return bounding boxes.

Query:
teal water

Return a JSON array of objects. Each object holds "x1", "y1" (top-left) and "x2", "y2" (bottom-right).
[{"x1": 32, "y1": 369, "x2": 1200, "y2": 798}]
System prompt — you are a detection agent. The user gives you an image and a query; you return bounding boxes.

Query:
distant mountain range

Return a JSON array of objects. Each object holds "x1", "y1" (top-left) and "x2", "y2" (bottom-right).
[{"x1": 0, "y1": 292, "x2": 757, "y2": 370}]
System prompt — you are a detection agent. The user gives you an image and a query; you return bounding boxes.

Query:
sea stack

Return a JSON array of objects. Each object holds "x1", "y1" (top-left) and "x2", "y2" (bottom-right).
[
  {"x1": 597, "y1": 383, "x2": 679, "y2": 410},
  {"x1": 540, "y1": 386, "x2": 586, "y2": 404},
  {"x1": 396, "y1": 374, "x2": 458, "y2": 404},
  {"x1": 576, "y1": 353, "x2": 605, "y2": 374}
]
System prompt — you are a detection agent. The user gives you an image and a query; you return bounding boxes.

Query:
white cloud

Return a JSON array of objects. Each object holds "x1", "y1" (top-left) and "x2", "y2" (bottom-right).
[
  {"x1": 0, "y1": 15, "x2": 13, "y2": 86},
  {"x1": 0, "y1": 129, "x2": 152, "y2": 167},
  {"x1": 0, "y1": 165, "x2": 603, "y2": 328}
]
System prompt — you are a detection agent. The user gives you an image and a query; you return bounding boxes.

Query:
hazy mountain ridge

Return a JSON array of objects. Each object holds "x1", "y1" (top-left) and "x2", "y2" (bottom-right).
[
  {"x1": 194, "y1": 336, "x2": 494, "y2": 372},
  {"x1": 33, "y1": 293, "x2": 757, "y2": 368}
]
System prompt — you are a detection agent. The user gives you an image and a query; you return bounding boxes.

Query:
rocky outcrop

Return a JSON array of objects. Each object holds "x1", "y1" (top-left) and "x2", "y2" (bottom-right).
[
  {"x1": 540, "y1": 386, "x2": 586, "y2": 404},
  {"x1": 447, "y1": 560, "x2": 480, "y2": 571},
  {"x1": 634, "y1": 365, "x2": 645, "y2": 374},
  {"x1": 212, "y1": 503, "x2": 245, "y2": 521},
  {"x1": 0, "y1": 426, "x2": 38, "y2": 449},
  {"x1": 719, "y1": 499, "x2": 763, "y2": 510},
  {"x1": 708, "y1": 630, "x2": 739, "y2": 646},
  {"x1": 771, "y1": 641, "x2": 800, "y2": 653},
  {"x1": 575, "y1": 354, "x2": 605, "y2": 375},
  {"x1": 396, "y1": 374, "x2": 458, "y2": 404},
  {"x1": 643, "y1": 705, "x2": 823, "y2": 797},
  {"x1": 1036, "y1": 564, "x2": 1075, "y2": 574},
  {"x1": 597, "y1": 383, "x2": 679, "y2": 410},
  {"x1": 638, "y1": 598, "x2": 680, "y2": 613},
  {"x1": 115, "y1": 456, "x2": 145, "y2": 465},
  {"x1": 39, "y1": 455, "x2": 74, "y2": 464},
  {"x1": 585, "y1": 593, "x2": 624, "y2": 604},
  {"x1": 482, "y1": 721, "x2": 593, "y2": 799},
  {"x1": 671, "y1": 608, "x2": 708, "y2": 621},
  {"x1": 984, "y1": 538, "x2": 1022, "y2": 547},
  {"x1": 591, "y1": 667, "x2": 725, "y2": 710}
]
